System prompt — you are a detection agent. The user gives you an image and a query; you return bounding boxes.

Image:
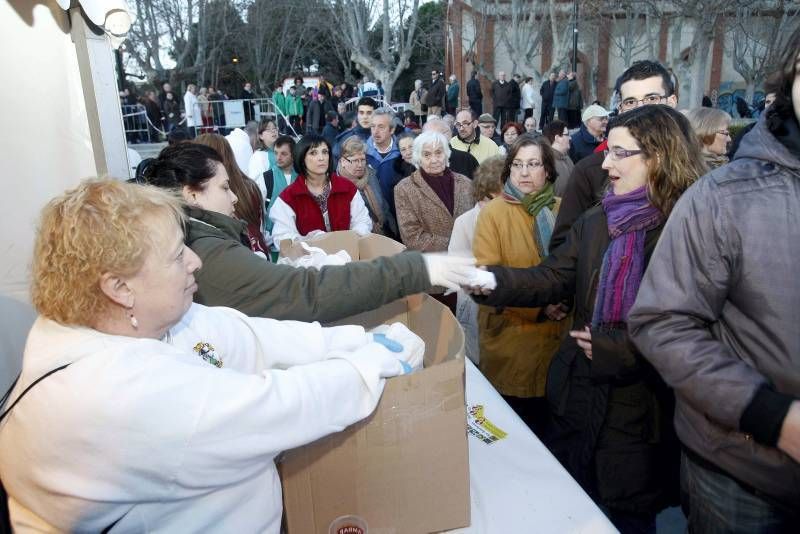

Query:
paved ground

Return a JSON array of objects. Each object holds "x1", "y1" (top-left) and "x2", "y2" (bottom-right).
[{"x1": 128, "y1": 142, "x2": 166, "y2": 160}]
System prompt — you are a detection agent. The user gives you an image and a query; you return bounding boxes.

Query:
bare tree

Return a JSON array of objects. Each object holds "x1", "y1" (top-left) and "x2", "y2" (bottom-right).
[
  {"x1": 326, "y1": 0, "x2": 422, "y2": 102},
  {"x1": 727, "y1": 0, "x2": 800, "y2": 102},
  {"x1": 462, "y1": 0, "x2": 574, "y2": 84},
  {"x1": 595, "y1": 0, "x2": 659, "y2": 67},
  {"x1": 670, "y1": 0, "x2": 732, "y2": 107}
]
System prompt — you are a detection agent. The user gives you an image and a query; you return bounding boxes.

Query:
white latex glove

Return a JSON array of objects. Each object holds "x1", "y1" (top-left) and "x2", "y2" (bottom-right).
[
  {"x1": 331, "y1": 342, "x2": 410, "y2": 399},
  {"x1": 370, "y1": 323, "x2": 425, "y2": 371},
  {"x1": 422, "y1": 253, "x2": 479, "y2": 291}
]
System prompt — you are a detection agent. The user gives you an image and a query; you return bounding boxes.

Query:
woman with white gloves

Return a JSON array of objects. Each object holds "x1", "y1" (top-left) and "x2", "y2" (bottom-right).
[{"x1": 0, "y1": 179, "x2": 424, "y2": 532}]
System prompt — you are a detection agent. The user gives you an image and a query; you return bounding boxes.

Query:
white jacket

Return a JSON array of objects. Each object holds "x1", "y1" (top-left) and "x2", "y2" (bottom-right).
[
  {"x1": 0, "y1": 304, "x2": 403, "y2": 533},
  {"x1": 183, "y1": 91, "x2": 200, "y2": 127}
]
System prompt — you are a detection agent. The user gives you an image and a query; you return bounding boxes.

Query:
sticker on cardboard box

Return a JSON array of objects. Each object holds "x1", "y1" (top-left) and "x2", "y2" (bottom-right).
[
  {"x1": 328, "y1": 514, "x2": 368, "y2": 534},
  {"x1": 467, "y1": 404, "x2": 508, "y2": 445}
]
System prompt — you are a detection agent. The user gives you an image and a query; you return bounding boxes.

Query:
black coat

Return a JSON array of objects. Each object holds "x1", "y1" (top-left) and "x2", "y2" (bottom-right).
[
  {"x1": 549, "y1": 151, "x2": 607, "y2": 252},
  {"x1": 491, "y1": 80, "x2": 514, "y2": 108},
  {"x1": 540, "y1": 80, "x2": 556, "y2": 105},
  {"x1": 466, "y1": 78, "x2": 483, "y2": 103},
  {"x1": 477, "y1": 206, "x2": 679, "y2": 515},
  {"x1": 424, "y1": 78, "x2": 445, "y2": 107}
]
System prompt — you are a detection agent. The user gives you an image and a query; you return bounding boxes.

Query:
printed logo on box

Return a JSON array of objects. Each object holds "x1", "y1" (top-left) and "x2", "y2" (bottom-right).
[
  {"x1": 467, "y1": 404, "x2": 508, "y2": 445},
  {"x1": 329, "y1": 515, "x2": 368, "y2": 534}
]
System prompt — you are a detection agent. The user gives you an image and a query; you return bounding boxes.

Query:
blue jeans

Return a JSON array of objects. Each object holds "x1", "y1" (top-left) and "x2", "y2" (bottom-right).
[{"x1": 681, "y1": 451, "x2": 798, "y2": 534}]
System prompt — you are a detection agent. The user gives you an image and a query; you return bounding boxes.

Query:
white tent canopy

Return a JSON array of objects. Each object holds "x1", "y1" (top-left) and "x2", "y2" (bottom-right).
[{"x1": 0, "y1": 0, "x2": 132, "y2": 391}]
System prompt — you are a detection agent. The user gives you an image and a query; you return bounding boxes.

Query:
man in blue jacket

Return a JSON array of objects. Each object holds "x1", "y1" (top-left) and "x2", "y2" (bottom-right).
[
  {"x1": 553, "y1": 70, "x2": 569, "y2": 123},
  {"x1": 366, "y1": 107, "x2": 402, "y2": 220}
]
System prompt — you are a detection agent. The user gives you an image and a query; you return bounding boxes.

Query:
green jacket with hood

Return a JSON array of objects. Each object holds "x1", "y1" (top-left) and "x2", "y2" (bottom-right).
[{"x1": 184, "y1": 207, "x2": 431, "y2": 322}]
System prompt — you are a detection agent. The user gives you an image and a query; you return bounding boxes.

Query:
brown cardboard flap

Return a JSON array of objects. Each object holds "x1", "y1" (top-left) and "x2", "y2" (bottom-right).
[
  {"x1": 279, "y1": 231, "x2": 405, "y2": 262},
  {"x1": 281, "y1": 294, "x2": 470, "y2": 533}
]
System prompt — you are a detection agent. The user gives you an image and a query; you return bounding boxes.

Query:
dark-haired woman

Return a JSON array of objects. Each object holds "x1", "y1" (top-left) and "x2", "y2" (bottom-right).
[
  {"x1": 195, "y1": 134, "x2": 268, "y2": 256},
  {"x1": 472, "y1": 105, "x2": 707, "y2": 533},
  {"x1": 143, "y1": 142, "x2": 474, "y2": 322},
  {"x1": 269, "y1": 134, "x2": 371, "y2": 246},
  {"x1": 472, "y1": 135, "x2": 569, "y2": 435}
]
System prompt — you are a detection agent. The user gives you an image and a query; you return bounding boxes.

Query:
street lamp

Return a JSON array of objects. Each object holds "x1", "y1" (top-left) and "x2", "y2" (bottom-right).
[{"x1": 572, "y1": 0, "x2": 579, "y2": 73}]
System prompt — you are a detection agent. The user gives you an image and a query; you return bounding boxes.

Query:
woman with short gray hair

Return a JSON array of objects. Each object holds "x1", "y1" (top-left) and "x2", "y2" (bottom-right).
[{"x1": 395, "y1": 130, "x2": 472, "y2": 251}]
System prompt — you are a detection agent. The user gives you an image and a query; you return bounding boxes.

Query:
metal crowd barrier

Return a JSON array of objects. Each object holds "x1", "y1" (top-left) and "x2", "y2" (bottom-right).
[{"x1": 124, "y1": 98, "x2": 302, "y2": 142}]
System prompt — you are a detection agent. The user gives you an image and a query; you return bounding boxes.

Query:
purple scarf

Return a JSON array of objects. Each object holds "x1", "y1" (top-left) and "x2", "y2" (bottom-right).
[{"x1": 592, "y1": 186, "x2": 663, "y2": 327}]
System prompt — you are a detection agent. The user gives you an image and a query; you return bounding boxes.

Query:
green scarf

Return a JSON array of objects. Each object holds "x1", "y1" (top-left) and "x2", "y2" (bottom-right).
[
  {"x1": 503, "y1": 181, "x2": 556, "y2": 216},
  {"x1": 502, "y1": 181, "x2": 557, "y2": 256}
]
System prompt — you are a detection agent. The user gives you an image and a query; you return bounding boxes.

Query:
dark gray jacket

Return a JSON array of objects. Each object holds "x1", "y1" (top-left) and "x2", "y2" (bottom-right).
[{"x1": 628, "y1": 116, "x2": 800, "y2": 507}]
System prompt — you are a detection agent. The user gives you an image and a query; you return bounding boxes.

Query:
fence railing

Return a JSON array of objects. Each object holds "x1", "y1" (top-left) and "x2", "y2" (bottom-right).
[{"x1": 123, "y1": 98, "x2": 301, "y2": 143}]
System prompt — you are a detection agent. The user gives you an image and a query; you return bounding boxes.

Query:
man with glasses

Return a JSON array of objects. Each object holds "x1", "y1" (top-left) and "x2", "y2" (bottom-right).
[
  {"x1": 424, "y1": 70, "x2": 446, "y2": 117},
  {"x1": 549, "y1": 60, "x2": 677, "y2": 252},
  {"x1": 449, "y1": 108, "x2": 500, "y2": 164}
]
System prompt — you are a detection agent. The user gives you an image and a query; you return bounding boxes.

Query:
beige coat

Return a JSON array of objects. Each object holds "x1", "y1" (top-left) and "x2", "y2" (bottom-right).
[
  {"x1": 394, "y1": 170, "x2": 473, "y2": 252},
  {"x1": 409, "y1": 88, "x2": 428, "y2": 116},
  {"x1": 473, "y1": 196, "x2": 569, "y2": 398}
]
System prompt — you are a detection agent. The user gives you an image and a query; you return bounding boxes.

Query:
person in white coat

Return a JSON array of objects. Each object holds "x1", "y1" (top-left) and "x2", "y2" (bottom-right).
[
  {"x1": 183, "y1": 83, "x2": 200, "y2": 135},
  {"x1": 0, "y1": 179, "x2": 423, "y2": 532}
]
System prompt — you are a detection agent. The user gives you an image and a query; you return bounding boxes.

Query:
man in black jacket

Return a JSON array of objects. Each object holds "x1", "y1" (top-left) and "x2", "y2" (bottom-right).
[
  {"x1": 424, "y1": 70, "x2": 445, "y2": 117},
  {"x1": 466, "y1": 70, "x2": 483, "y2": 116},
  {"x1": 549, "y1": 60, "x2": 677, "y2": 253},
  {"x1": 491, "y1": 71, "x2": 513, "y2": 129},
  {"x1": 540, "y1": 72, "x2": 557, "y2": 126}
]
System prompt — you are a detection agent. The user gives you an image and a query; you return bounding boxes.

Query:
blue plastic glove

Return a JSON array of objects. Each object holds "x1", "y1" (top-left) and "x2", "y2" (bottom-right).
[{"x1": 372, "y1": 333, "x2": 403, "y2": 353}]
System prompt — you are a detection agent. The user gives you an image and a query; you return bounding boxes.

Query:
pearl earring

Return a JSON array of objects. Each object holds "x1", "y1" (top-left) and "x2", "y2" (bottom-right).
[{"x1": 130, "y1": 314, "x2": 139, "y2": 329}]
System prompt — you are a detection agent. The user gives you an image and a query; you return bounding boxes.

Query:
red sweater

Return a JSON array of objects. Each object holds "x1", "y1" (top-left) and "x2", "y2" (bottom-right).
[{"x1": 278, "y1": 174, "x2": 357, "y2": 236}]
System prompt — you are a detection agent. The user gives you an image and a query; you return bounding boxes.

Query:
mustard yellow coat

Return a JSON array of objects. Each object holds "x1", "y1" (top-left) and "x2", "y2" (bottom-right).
[{"x1": 473, "y1": 196, "x2": 569, "y2": 398}]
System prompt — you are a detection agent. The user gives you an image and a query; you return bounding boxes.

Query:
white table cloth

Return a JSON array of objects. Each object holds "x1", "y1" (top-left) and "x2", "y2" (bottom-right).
[{"x1": 449, "y1": 360, "x2": 618, "y2": 533}]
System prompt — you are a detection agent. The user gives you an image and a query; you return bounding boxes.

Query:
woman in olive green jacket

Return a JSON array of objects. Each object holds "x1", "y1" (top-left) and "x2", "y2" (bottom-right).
[{"x1": 144, "y1": 142, "x2": 475, "y2": 322}]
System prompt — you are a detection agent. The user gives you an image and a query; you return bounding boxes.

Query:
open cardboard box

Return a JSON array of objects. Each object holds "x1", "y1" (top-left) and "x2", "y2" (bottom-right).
[{"x1": 279, "y1": 232, "x2": 471, "y2": 534}]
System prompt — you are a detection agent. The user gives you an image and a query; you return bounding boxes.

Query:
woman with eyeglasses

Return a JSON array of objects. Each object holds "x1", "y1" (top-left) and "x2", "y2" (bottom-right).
[
  {"x1": 337, "y1": 136, "x2": 397, "y2": 237},
  {"x1": 471, "y1": 105, "x2": 706, "y2": 533},
  {"x1": 683, "y1": 107, "x2": 733, "y2": 169},
  {"x1": 472, "y1": 135, "x2": 570, "y2": 434}
]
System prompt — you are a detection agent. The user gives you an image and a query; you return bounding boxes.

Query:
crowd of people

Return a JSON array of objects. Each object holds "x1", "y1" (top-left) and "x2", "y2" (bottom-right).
[{"x1": 2, "y1": 27, "x2": 799, "y2": 534}]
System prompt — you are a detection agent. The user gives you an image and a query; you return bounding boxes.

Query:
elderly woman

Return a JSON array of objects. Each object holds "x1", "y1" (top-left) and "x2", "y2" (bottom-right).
[
  {"x1": 269, "y1": 134, "x2": 372, "y2": 246},
  {"x1": 409, "y1": 79, "x2": 427, "y2": 124},
  {"x1": 473, "y1": 105, "x2": 706, "y2": 532},
  {"x1": 0, "y1": 179, "x2": 423, "y2": 532},
  {"x1": 472, "y1": 136, "x2": 570, "y2": 433},
  {"x1": 247, "y1": 117, "x2": 279, "y2": 182},
  {"x1": 394, "y1": 131, "x2": 473, "y2": 252},
  {"x1": 337, "y1": 136, "x2": 397, "y2": 237},
  {"x1": 195, "y1": 133, "x2": 268, "y2": 256},
  {"x1": 684, "y1": 107, "x2": 732, "y2": 169}
]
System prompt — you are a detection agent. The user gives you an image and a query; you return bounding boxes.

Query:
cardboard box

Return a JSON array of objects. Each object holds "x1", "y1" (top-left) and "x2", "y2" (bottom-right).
[
  {"x1": 279, "y1": 230, "x2": 407, "y2": 262},
  {"x1": 279, "y1": 232, "x2": 470, "y2": 534}
]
